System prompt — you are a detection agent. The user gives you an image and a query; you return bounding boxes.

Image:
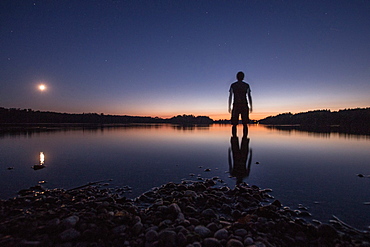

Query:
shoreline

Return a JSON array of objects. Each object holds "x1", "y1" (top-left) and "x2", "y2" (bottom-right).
[
  {"x1": 0, "y1": 180, "x2": 369, "y2": 246},
  {"x1": 1, "y1": 123, "x2": 369, "y2": 138}
]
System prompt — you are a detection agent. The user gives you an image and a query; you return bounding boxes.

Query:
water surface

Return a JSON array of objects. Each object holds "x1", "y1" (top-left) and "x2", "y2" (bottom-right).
[{"x1": 0, "y1": 124, "x2": 369, "y2": 230}]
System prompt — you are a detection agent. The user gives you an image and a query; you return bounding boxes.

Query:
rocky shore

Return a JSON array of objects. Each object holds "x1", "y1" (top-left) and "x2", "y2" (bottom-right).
[{"x1": 0, "y1": 180, "x2": 369, "y2": 247}]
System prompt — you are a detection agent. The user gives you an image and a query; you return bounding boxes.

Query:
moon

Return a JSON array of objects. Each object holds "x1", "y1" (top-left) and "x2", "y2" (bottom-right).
[{"x1": 38, "y1": 84, "x2": 46, "y2": 91}]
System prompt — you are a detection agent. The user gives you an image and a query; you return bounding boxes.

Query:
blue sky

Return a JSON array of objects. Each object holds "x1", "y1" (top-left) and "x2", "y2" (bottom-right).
[{"x1": 1, "y1": 0, "x2": 369, "y2": 120}]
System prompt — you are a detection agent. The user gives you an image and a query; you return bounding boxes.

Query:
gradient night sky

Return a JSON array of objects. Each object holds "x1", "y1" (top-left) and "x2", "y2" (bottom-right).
[{"x1": 1, "y1": 1, "x2": 369, "y2": 120}]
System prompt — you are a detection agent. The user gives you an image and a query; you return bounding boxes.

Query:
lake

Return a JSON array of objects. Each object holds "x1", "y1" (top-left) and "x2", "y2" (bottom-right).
[{"x1": 0, "y1": 124, "x2": 369, "y2": 230}]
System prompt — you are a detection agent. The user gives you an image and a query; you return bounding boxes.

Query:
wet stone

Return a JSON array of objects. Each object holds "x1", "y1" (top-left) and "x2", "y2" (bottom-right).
[
  {"x1": 112, "y1": 224, "x2": 127, "y2": 235},
  {"x1": 59, "y1": 228, "x2": 81, "y2": 242},
  {"x1": 317, "y1": 224, "x2": 338, "y2": 239},
  {"x1": 132, "y1": 221, "x2": 143, "y2": 235},
  {"x1": 159, "y1": 219, "x2": 172, "y2": 228},
  {"x1": 82, "y1": 229, "x2": 97, "y2": 240},
  {"x1": 145, "y1": 229, "x2": 158, "y2": 242},
  {"x1": 177, "y1": 212, "x2": 185, "y2": 221},
  {"x1": 298, "y1": 211, "x2": 312, "y2": 217},
  {"x1": 214, "y1": 228, "x2": 229, "y2": 240},
  {"x1": 244, "y1": 237, "x2": 254, "y2": 245},
  {"x1": 168, "y1": 203, "x2": 182, "y2": 215},
  {"x1": 157, "y1": 205, "x2": 169, "y2": 213},
  {"x1": 158, "y1": 230, "x2": 176, "y2": 247},
  {"x1": 61, "y1": 215, "x2": 79, "y2": 228},
  {"x1": 47, "y1": 218, "x2": 60, "y2": 227},
  {"x1": 226, "y1": 238, "x2": 244, "y2": 247},
  {"x1": 184, "y1": 190, "x2": 197, "y2": 197},
  {"x1": 206, "y1": 222, "x2": 219, "y2": 232},
  {"x1": 192, "y1": 242, "x2": 202, "y2": 247},
  {"x1": 177, "y1": 232, "x2": 187, "y2": 246},
  {"x1": 185, "y1": 206, "x2": 198, "y2": 214},
  {"x1": 189, "y1": 218, "x2": 200, "y2": 226},
  {"x1": 234, "y1": 228, "x2": 248, "y2": 237},
  {"x1": 295, "y1": 231, "x2": 307, "y2": 243},
  {"x1": 203, "y1": 237, "x2": 222, "y2": 247},
  {"x1": 194, "y1": 225, "x2": 211, "y2": 237},
  {"x1": 201, "y1": 208, "x2": 217, "y2": 218},
  {"x1": 20, "y1": 240, "x2": 42, "y2": 246}
]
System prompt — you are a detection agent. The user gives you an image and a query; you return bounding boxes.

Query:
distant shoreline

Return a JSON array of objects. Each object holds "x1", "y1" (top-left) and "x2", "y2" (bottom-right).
[{"x1": 1, "y1": 106, "x2": 369, "y2": 131}]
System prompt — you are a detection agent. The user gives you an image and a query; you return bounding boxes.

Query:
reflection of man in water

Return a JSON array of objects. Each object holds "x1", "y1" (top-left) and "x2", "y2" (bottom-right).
[
  {"x1": 228, "y1": 71, "x2": 253, "y2": 136},
  {"x1": 229, "y1": 135, "x2": 252, "y2": 185}
]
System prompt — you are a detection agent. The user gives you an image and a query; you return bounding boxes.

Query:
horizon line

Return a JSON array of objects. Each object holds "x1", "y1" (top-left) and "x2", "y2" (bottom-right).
[{"x1": 2, "y1": 106, "x2": 369, "y2": 122}]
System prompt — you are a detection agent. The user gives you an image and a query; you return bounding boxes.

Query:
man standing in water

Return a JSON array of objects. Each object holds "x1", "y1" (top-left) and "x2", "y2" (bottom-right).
[{"x1": 228, "y1": 71, "x2": 253, "y2": 136}]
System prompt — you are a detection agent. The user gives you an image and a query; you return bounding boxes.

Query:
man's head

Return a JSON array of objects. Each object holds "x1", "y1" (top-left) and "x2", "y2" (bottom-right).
[{"x1": 237, "y1": 71, "x2": 244, "y2": 81}]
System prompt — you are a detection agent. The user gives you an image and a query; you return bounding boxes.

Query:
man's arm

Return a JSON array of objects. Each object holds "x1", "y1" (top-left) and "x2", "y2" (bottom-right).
[
  {"x1": 248, "y1": 91, "x2": 253, "y2": 113},
  {"x1": 228, "y1": 90, "x2": 233, "y2": 113}
]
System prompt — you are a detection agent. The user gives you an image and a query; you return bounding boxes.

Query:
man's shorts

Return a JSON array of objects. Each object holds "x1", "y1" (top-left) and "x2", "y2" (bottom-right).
[{"x1": 231, "y1": 104, "x2": 249, "y2": 125}]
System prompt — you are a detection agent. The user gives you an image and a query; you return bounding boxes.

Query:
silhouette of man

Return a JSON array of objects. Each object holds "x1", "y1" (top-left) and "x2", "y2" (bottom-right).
[{"x1": 228, "y1": 71, "x2": 252, "y2": 136}]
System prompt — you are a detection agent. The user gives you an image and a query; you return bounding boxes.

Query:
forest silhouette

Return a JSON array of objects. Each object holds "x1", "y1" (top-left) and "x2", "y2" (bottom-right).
[
  {"x1": 1, "y1": 107, "x2": 369, "y2": 134},
  {"x1": 258, "y1": 108, "x2": 370, "y2": 135},
  {"x1": 0, "y1": 107, "x2": 213, "y2": 125}
]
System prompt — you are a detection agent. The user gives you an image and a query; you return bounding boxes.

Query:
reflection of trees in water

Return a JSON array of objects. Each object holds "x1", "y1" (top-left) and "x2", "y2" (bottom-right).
[
  {"x1": 0, "y1": 123, "x2": 213, "y2": 138},
  {"x1": 171, "y1": 124, "x2": 211, "y2": 131},
  {"x1": 264, "y1": 125, "x2": 370, "y2": 138}
]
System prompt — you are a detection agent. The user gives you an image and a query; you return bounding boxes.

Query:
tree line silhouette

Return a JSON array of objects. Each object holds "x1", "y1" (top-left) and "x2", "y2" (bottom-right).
[
  {"x1": 258, "y1": 107, "x2": 370, "y2": 135},
  {"x1": 2, "y1": 107, "x2": 369, "y2": 131},
  {"x1": 0, "y1": 107, "x2": 213, "y2": 125}
]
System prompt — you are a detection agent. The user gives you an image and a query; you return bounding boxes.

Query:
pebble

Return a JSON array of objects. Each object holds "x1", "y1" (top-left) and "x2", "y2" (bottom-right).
[
  {"x1": 254, "y1": 242, "x2": 267, "y2": 247},
  {"x1": 184, "y1": 190, "x2": 197, "y2": 197},
  {"x1": 317, "y1": 223, "x2": 338, "y2": 239},
  {"x1": 226, "y1": 238, "x2": 244, "y2": 247},
  {"x1": 158, "y1": 230, "x2": 177, "y2": 246},
  {"x1": 194, "y1": 225, "x2": 211, "y2": 237},
  {"x1": 192, "y1": 241, "x2": 202, "y2": 247},
  {"x1": 112, "y1": 224, "x2": 127, "y2": 235},
  {"x1": 168, "y1": 203, "x2": 182, "y2": 215},
  {"x1": 202, "y1": 208, "x2": 217, "y2": 218},
  {"x1": 59, "y1": 228, "x2": 81, "y2": 241},
  {"x1": 61, "y1": 215, "x2": 79, "y2": 228},
  {"x1": 47, "y1": 217, "x2": 60, "y2": 227},
  {"x1": 0, "y1": 180, "x2": 368, "y2": 246},
  {"x1": 20, "y1": 240, "x2": 41, "y2": 246},
  {"x1": 214, "y1": 228, "x2": 229, "y2": 240},
  {"x1": 177, "y1": 231, "x2": 187, "y2": 246},
  {"x1": 206, "y1": 222, "x2": 219, "y2": 232},
  {"x1": 204, "y1": 237, "x2": 222, "y2": 247},
  {"x1": 295, "y1": 231, "x2": 307, "y2": 243},
  {"x1": 244, "y1": 237, "x2": 254, "y2": 245},
  {"x1": 132, "y1": 221, "x2": 143, "y2": 235},
  {"x1": 234, "y1": 228, "x2": 248, "y2": 237}
]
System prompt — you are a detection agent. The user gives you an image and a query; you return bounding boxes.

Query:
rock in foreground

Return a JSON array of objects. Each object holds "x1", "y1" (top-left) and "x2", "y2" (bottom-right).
[{"x1": 0, "y1": 181, "x2": 369, "y2": 246}]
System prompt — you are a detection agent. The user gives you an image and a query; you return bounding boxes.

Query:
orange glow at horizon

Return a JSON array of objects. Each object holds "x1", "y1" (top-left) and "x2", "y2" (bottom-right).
[
  {"x1": 92, "y1": 111, "x2": 276, "y2": 121},
  {"x1": 208, "y1": 113, "x2": 270, "y2": 121}
]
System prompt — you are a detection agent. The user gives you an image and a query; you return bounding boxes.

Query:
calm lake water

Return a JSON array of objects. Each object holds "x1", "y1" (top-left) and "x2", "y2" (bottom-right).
[{"x1": 1, "y1": 124, "x2": 369, "y2": 230}]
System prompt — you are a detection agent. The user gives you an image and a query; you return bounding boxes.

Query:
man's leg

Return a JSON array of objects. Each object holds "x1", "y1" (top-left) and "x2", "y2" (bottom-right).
[{"x1": 240, "y1": 107, "x2": 249, "y2": 136}]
